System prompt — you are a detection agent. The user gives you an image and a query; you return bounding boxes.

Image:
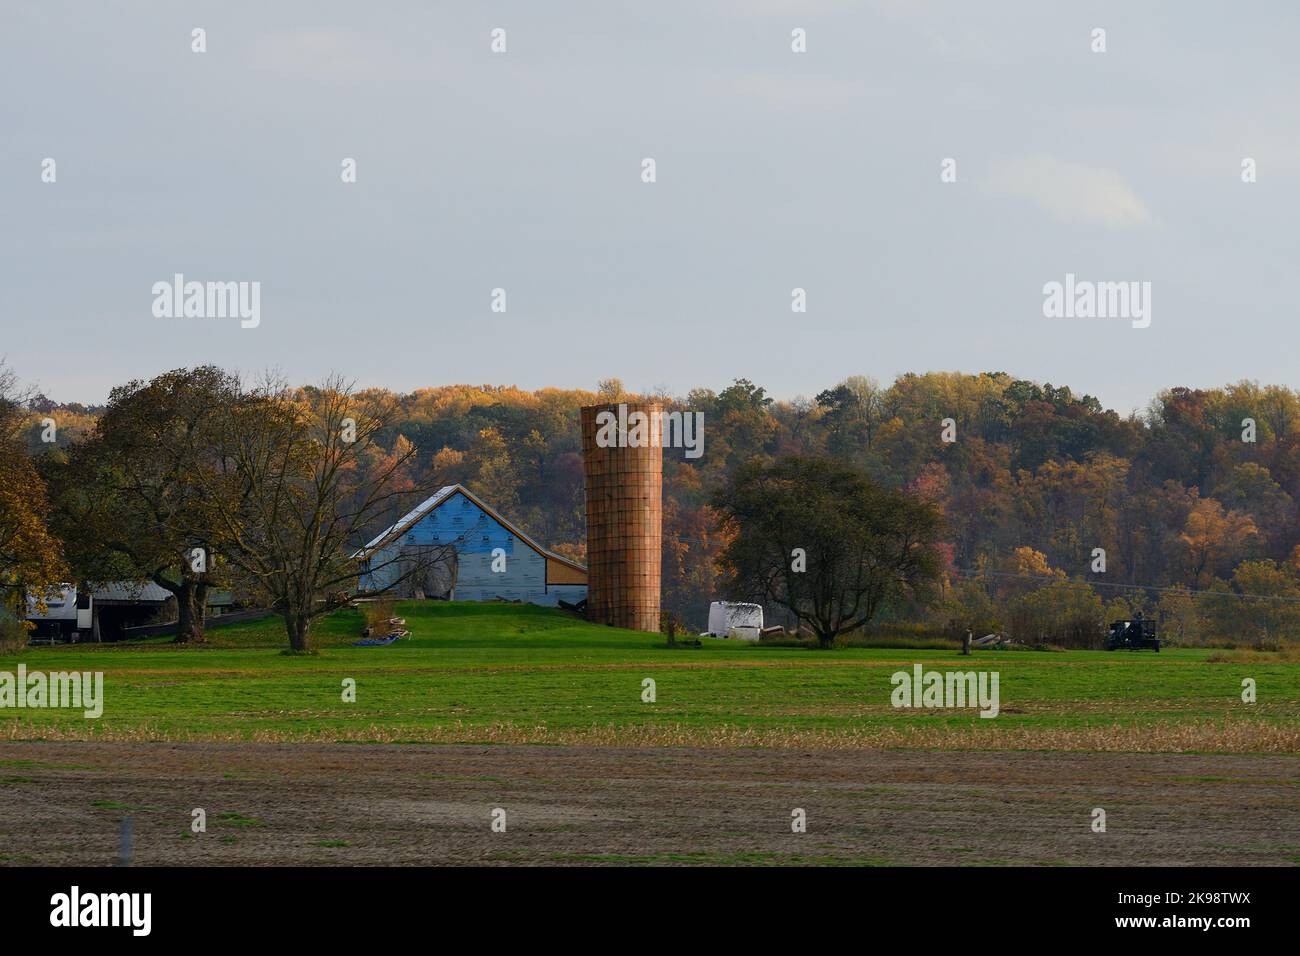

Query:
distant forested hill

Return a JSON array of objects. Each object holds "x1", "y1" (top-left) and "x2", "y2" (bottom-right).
[{"x1": 24, "y1": 372, "x2": 1300, "y2": 642}]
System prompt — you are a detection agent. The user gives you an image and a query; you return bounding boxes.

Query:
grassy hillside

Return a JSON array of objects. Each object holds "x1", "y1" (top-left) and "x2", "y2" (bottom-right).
[{"x1": 1, "y1": 602, "x2": 1297, "y2": 752}]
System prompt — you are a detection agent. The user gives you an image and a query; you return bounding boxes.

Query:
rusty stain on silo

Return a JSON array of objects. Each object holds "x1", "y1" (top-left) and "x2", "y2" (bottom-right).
[{"x1": 581, "y1": 402, "x2": 663, "y2": 633}]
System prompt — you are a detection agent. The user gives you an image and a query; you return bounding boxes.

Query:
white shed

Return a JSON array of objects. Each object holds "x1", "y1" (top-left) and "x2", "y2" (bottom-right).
[{"x1": 706, "y1": 601, "x2": 764, "y2": 640}]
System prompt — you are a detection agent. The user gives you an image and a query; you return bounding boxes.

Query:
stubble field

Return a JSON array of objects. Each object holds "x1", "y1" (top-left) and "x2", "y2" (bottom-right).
[{"x1": 1, "y1": 602, "x2": 1296, "y2": 866}]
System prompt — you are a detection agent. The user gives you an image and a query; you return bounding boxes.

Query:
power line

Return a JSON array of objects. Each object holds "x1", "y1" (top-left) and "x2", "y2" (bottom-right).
[
  {"x1": 654, "y1": 532, "x2": 1300, "y2": 606},
  {"x1": 947, "y1": 566, "x2": 1300, "y2": 605}
]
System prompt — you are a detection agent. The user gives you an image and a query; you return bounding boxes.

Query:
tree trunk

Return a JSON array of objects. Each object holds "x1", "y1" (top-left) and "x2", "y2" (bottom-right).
[
  {"x1": 285, "y1": 611, "x2": 312, "y2": 652},
  {"x1": 172, "y1": 580, "x2": 206, "y2": 644}
]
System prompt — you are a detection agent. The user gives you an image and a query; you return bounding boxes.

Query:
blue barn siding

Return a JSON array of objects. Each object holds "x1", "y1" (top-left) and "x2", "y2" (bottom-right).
[
  {"x1": 358, "y1": 490, "x2": 586, "y2": 607},
  {"x1": 541, "y1": 584, "x2": 588, "y2": 607},
  {"x1": 358, "y1": 545, "x2": 400, "y2": 593},
  {"x1": 401, "y1": 492, "x2": 518, "y2": 553}
]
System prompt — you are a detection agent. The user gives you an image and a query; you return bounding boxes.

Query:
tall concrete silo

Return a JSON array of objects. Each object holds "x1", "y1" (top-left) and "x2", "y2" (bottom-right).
[{"x1": 580, "y1": 402, "x2": 663, "y2": 632}]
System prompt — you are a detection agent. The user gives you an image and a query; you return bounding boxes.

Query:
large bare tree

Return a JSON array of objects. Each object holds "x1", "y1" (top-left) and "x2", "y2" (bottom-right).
[{"x1": 208, "y1": 375, "x2": 440, "y2": 652}]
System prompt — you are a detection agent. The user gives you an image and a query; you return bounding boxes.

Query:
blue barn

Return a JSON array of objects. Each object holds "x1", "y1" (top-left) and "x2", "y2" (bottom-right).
[{"x1": 354, "y1": 485, "x2": 587, "y2": 606}]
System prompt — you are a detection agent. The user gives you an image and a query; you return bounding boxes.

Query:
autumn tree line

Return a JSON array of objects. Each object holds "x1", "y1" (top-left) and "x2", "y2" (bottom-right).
[{"x1": 4, "y1": 365, "x2": 1300, "y2": 649}]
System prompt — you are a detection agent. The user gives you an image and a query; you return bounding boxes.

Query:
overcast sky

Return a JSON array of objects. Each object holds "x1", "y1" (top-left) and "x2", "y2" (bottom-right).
[{"x1": 3, "y1": 1, "x2": 1298, "y2": 413}]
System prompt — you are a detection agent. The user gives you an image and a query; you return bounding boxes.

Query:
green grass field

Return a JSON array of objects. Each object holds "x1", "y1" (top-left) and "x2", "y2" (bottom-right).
[{"x1": 2, "y1": 602, "x2": 1297, "y2": 751}]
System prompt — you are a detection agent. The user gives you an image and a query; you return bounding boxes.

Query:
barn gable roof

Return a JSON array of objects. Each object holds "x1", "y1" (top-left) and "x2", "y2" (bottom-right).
[{"x1": 353, "y1": 484, "x2": 586, "y2": 575}]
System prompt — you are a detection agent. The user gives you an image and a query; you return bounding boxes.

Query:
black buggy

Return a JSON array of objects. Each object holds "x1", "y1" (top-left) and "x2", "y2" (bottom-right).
[{"x1": 1106, "y1": 616, "x2": 1160, "y2": 652}]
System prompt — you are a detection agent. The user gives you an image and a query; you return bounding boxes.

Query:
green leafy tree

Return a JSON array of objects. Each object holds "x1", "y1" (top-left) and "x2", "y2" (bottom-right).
[
  {"x1": 42, "y1": 367, "x2": 238, "y2": 643},
  {"x1": 713, "y1": 456, "x2": 943, "y2": 648}
]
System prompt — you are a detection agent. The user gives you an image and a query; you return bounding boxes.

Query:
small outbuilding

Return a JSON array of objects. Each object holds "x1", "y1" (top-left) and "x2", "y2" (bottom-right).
[
  {"x1": 25, "y1": 582, "x2": 174, "y2": 642},
  {"x1": 705, "y1": 601, "x2": 764, "y2": 640}
]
